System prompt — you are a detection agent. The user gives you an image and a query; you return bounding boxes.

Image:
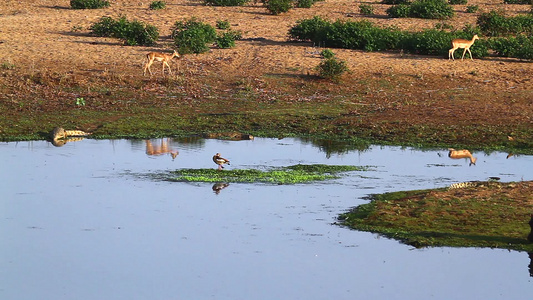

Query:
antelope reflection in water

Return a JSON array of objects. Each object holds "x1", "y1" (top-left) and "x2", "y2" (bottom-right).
[
  {"x1": 145, "y1": 139, "x2": 179, "y2": 160},
  {"x1": 448, "y1": 148, "x2": 477, "y2": 166},
  {"x1": 212, "y1": 182, "x2": 230, "y2": 195}
]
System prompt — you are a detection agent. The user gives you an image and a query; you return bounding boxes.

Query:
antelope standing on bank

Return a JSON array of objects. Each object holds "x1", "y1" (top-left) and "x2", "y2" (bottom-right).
[
  {"x1": 143, "y1": 50, "x2": 180, "y2": 76},
  {"x1": 449, "y1": 35, "x2": 479, "y2": 61}
]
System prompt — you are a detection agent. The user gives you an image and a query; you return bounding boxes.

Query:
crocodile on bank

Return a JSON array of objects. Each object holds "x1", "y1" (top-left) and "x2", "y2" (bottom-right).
[{"x1": 49, "y1": 127, "x2": 91, "y2": 147}]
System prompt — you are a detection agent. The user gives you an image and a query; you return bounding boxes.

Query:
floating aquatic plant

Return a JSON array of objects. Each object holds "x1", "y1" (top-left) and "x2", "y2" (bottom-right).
[{"x1": 167, "y1": 164, "x2": 367, "y2": 184}]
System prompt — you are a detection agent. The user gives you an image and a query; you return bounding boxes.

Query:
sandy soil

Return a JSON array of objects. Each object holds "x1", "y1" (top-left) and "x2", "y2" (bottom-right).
[
  {"x1": 1, "y1": 0, "x2": 532, "y2": 81},
  {"x1": 0, "y1": 0, "x2": 531, "y2": 138}
]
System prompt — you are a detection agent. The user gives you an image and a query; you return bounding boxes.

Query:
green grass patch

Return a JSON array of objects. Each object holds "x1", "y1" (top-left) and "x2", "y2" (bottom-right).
[
  {"x1": 337, "y1": 181, "x2": 533, "y2": 252},
  {"x1": 166, "y1": 164, "x2": 367, "y2": 184}
]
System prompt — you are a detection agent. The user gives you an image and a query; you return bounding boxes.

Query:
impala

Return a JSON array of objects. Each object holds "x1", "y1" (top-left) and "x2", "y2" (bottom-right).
[
  {"x1": 143, "y1": 50, "x2": 180, "y2": 76},
  {"x1": 449, "y1": 35, "x2": 479, "y2": 61}
]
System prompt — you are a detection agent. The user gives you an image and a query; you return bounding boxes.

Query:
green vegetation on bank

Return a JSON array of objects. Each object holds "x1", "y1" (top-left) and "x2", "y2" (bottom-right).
[
  {"x1": 337, "y1": 181, "x2": 533, "y2": 252},
  {"x1": 386, "y1": 0, "x2": 455, "y2": 19},
  {"x1": 89, "y1": 16, "x2": 159, "y2": 46},
  {"x1": 289, "y1": 12, "x2": 533, "y2": 60},
  {"x1": 165, "y1": 164, "x2": 366, "y2": 184},
  {"x1": 149, "y1": 0, "x2": 166, "y2": 10},
  {"x1": 70, "y1": 0, "x2": 109, "y2": 9},
  {"x1": 289, "y1": 17, "x2": 489, "y2": 57}
]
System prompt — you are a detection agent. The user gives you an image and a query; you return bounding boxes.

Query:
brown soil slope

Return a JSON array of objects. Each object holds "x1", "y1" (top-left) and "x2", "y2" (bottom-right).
[{"x1": 0, "y1": 0, "x2": 531, "y2": 143}]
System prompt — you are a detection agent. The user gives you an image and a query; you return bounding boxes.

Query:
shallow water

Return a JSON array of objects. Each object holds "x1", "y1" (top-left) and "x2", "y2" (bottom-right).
[{"x1": 1, "y1": 138, "x2": 532, "y2": 300}]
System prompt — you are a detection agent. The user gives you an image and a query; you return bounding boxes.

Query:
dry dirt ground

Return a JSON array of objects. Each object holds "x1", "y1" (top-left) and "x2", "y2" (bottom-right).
[{"x1": 0, "y1": 0, "x2": 531, "y2": 137}]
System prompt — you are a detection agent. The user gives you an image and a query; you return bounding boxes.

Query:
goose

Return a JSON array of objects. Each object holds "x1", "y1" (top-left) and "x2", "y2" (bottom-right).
[{"x1": 213, "y1": 153, "x2": 230, "y2": 170}]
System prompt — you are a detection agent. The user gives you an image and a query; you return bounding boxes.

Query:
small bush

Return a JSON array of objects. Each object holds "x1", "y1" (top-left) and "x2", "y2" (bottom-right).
[
  {"x1": 381, "y1": 0, "x2": 410, "y2": 4},
  {"x1": 122, "y1": 20, "x2": 159, "y2": 46},
  {"x1": 503, "y1": 0, "x2": 531, "y2": 4},
  {"x1": 359, "y1": 4, "x2": 375, "y2": 15},
  {"x1": 216, "y1": 20, "x2": 231, "y2": 30},
  {"x1": 465, "y1": 5, "x2": 478, "y2": 13},
  {"x1": 409, "y1": 0, "x2": 455, "y2": 19},
  {"x1": 295, "y1": 0, "x2": 317, "y2": 8},
  {"x1": 388, "y1": 0, "x2": 455, "y2": 19},
  {"x1": 89, "y1": 16, "x2": 118, "y2": 37},
  {"x1": 320, "y1": 49, "x2": 335, "y2": 58},
  {"x1": 477, "y1": 10, "x2": 533, "y2": 36},
  {"x1": 316, "y1": 57, "x2": 349, "y2": 81},
  {"x1": 489, "y1": 34, "x2": 533, "y2": 59},
  {"x1": 266, "y1": 0, "x2": 293, "y2": 15},
  {"x1": 215, "y1": 30, "x2": 242, "y2": 48},
  {"x1": 448, "y1": 0, "x2": 467, "y2": 4},
  {"x1": 172, "y1": 18, "x2": 217, "y2": 54},
  {"x1": 205, "y1": 0, "x2": 249, "y2": 5},
  {"x1": 89, "y1": 16, "x2": 159, "y2": 46},
  {"x1": 149, "y1": 1, "x2": 166, "y2": 9},
  {"x1": 288, "y1": 16, "x2": 331, "y2": 42},
  {"x1": 70, "y1": 0, "x2": 109, "y2": 9},
  {"x1": 386, "y1": 4, "x2": 411, "y2": 17}
]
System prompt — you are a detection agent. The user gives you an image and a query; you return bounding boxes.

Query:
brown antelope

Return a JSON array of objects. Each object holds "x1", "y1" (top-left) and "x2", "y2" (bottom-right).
[
  {"x1": 448, "y1": 148, "x2": 477, "y2": 165},
  {"x1": 143, "y1": 50, "x2": 180, "y2": 76},
  {"x1": 449, "y1": 35, "x2": 479, "y2": 61},
  {"x1": 213, "y1": 153, "x2": 230, "y2": 170},
  {"x1": 145, "y1": 139, "x2": 179, "y2": 160}
]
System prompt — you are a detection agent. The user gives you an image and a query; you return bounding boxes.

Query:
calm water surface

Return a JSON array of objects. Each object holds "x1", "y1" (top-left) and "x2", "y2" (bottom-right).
[{"x1": 1, "y1": 138, "x2": 532, "y2": 300}]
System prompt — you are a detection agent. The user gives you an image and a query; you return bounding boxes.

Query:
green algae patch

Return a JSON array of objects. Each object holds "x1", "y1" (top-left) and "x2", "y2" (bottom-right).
[
  {"x1": 337, "y1": 181, "x2": 533, "y2": 252},
  {"x1": 168, "y1": 164, "x2": 366, "y2": 184}
]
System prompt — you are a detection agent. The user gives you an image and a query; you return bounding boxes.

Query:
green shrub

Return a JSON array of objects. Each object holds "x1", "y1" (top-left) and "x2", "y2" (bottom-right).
[
  {"x1": 489, "y1": 34, "x2": 533, "y2": 59},
  {"x1": 172, "y1": 18, "x2": 217, "y2": 54},
  {"x1": 316, "y1": 56, "x2": 349, "y2": 81},
  {"x1": 89, "y1": 16, "x2": 118, "y2": 37},
  {"x1": 70, "y1": 0, "x2": 109, "y2": 9},
  {"x1": 381, "y1": 0, "x2": 410, "y2": 4},
  {"x1": 503, "y1": 0, "x2": 531, "y2": 4},
  {"x1": 388, "y1": 0, "x2": 455, "y2": 19},
  {"x1": 266, "y1": 0, "x2": 293, "y2": 14},
  {"x1": 409, "y1": 0, "x2": 455, "y2": 19},
  {"x1": 215, "y1": 30, "x2": 242, "y2": 48},
  {"x1": 149, "y1": 0, "x2": 166, "y2": 9},
  {"x1": 205, "y1": 0, "x2": 249, "y2": 5},
  {"x1": 89, "y1": 16, "x2": 158, "y2": 46},
  {"x1": 288, "y1": 16, "x2": 331, "y2": 42},
  {"x1": 122, "y1": 20, "x2": 159, "y2": 46},
  {"x1": 466, "y1": 5, "x2": 478, "y2": 13},
  {"x1": 320, "y1": 49, "x2": 335, "y2": 58},
  {"x1": 359, "y1": 4, "x2": 375, "y2": 15},
  {"x1": 477, "y1": 10, "x2": 533, "y2": 36},
  {"x1": 295, "y1": 0, "x2": 317, "y2": 8},
  {"x1": 386, "y1": 4, "x2": 411, "y2": 17},
  {"x1": 400, "y1": 29, "x2": 453, "y2": 56},
  {"x1": 448, "y1": 0, "x2": 467, "y2": 4},
  {"x1": 288, "y1": 16, "x2": 492, "y2": 58},
  {"x1": 324, "y1": 20, "x2": 404, "y2": 51},
  {"x1": 216, "y1": 20, "x2": 231, "y2": 30}
]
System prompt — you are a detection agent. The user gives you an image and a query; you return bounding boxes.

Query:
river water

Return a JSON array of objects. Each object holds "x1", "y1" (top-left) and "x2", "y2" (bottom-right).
[{"x1": 1, "y1": 137, "x2": 532, "y2": 299}]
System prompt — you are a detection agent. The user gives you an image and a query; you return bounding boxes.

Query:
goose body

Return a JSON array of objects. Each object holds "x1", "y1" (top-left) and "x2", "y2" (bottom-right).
[{"x1": 213, "y1": 153, "x2": 230, "y2": 170}]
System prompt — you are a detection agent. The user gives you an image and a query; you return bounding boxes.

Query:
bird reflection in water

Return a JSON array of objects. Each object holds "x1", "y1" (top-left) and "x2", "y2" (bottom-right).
[
  {"x1": 212, "y1": 183, "x2": 229, "y2": 194},
  {"x1": 145, "y1": 139, "x2": 179, "y2": 160},
  {"x1": 448, "y1": 148, "x2": 477, "y2": 166}
]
